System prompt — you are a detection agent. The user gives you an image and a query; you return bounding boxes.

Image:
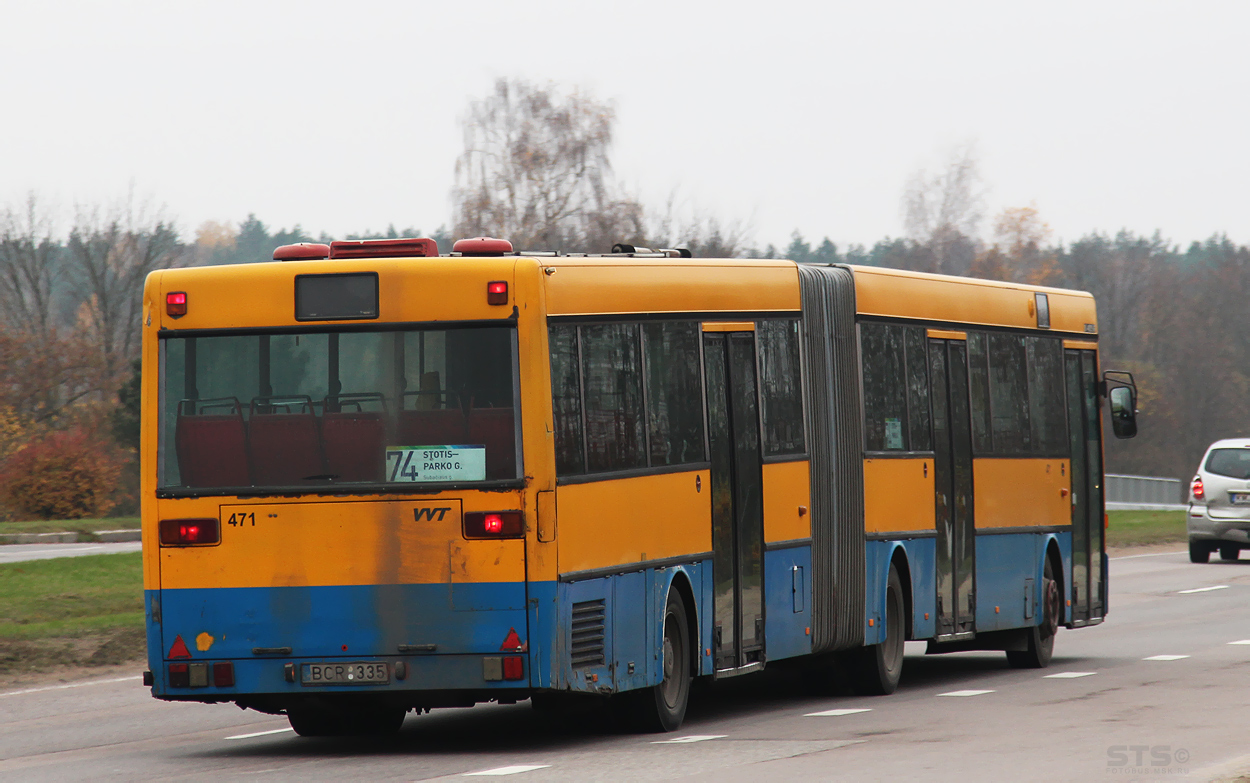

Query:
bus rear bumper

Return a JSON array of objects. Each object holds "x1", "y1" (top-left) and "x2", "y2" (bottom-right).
[{"x1": 150, "y1": 652, "x2": 535, "y2": 708}]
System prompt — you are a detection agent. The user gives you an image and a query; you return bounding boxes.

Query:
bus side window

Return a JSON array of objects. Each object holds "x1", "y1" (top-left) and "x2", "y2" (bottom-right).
[
  {"x1": 904, "y1": 326, "x2": 931, "y2": 452},
  {"x1": 758, "y1": 319, "x2": 805, "y2": 457},
  {"x1": 861, "y1": 322, "x2": 907, "y2": 451},
  {"x1": 643, "y1": 322, "x2": 706, "y2": 466},
  {"x1": 581, "y1": 323, "x2": 646, "y2": 473},
  {"x1": 988, "y1": 333, "x2": 1031, "y2": 453},
  {"x1": 549, "y1": 325, "x2": 585, "y2": 475},
  {"x1": 1025, "y1": 336, "x2": 1067, "y2": 454},
  {"x1": 967, "y1": 333, "x2": 993, "y2": 453}
]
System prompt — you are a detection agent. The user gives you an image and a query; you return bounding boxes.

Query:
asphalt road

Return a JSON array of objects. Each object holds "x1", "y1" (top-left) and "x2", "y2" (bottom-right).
[
  {"x1": 5, "y1": 549, "x2": 1250, "y2": 781},
  {"x1": 0, "y1": 542, "x2": 143, "y2": 564}
]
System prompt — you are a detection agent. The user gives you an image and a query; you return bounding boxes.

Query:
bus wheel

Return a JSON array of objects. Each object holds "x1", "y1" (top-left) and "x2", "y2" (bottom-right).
[
  {"x1": 288, "y1": 704, "x2": 338, "y2": 737},
  {"x1": 858, "y1": 563, "x2": 904, "y2": 695},
  {"x1": 288, "y1": 703, "x2": 406, "y2": 737},
  {"x1": 1007, "y1": 557, "x2": 1058, "y2": 669},
  {"x1": 625, "y1": 591, "x2": 692, "y2": 732}
]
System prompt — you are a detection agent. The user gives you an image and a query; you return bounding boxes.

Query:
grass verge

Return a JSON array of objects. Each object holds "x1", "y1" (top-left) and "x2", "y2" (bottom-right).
[
  {"x1": 0, "y1": 517, "x2": 139, "y2": 537},
  {"x1": 0, "y1": 552, "x2": 145, "y2": 676},
  {"x1": 1106, "y1": 510, "x2": 1187, "y2": 549}
]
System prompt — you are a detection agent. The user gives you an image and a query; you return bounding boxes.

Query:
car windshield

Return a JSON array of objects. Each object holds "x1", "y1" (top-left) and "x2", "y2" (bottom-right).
[
  {"x1": 159, "y1": 326, "x2": 519, "y2": 491},
  {"x1": 1205, "y1": 448, "x2": 1250, "y2": 480}
]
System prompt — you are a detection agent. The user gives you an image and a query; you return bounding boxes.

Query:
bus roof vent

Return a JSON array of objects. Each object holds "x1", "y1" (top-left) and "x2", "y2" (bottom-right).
[
  {"x1": 273, "y1": 243, "x2": 331, "y2": 261},
  {"x1": 329, "y1": 238, "x2": 439, "y2": 259},
  {"x1": 452, "y1": 237, "x2": 513, "y2": 256}
]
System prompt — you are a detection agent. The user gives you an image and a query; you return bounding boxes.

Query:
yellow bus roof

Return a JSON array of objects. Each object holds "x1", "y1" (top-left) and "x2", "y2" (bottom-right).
[{"x1": 148, "y1": 256, "x2": 1096, "y2": 336}]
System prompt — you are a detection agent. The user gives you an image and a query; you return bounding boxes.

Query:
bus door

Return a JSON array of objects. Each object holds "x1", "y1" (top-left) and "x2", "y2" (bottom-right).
[
  {"x1": 1065, "y1": 349, "x2": 1105, "y2": 623},
  {"x1": 929, "y1": 337, "x2": 976, "y2": 638},
  {"x1": 703, "y1": 330, "x2": 765, "y2": 671}
]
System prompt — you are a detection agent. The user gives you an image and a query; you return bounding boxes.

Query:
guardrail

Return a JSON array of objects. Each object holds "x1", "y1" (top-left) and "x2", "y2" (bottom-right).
[{"x1": 1105, "y1": 473, "x2": 1186, "y2": 511}]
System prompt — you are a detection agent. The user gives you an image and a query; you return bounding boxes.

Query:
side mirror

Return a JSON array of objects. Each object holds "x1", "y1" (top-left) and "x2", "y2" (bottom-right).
[{"x1": 1108, "y1": 385, "x2": 1137, "y2": 439}]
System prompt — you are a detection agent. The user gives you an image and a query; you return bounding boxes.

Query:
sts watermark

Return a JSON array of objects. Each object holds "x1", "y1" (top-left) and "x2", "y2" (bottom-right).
[{"x1": 1106, "y1": 745, "x2": 1190, "y2": 775}]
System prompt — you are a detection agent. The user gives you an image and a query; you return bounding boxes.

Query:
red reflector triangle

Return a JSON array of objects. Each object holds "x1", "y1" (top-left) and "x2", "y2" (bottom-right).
[
  {"x1": 168, "y1": 634, "x2": 191, "y2": 659},
  {"x1": 500, "y1": 627, "x2": 523, "y2": 652}
]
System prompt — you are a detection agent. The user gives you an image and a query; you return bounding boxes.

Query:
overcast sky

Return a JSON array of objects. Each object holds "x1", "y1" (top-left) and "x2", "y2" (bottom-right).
[{"x1": 3, "y1": 1, "x2": 1247, "y2": 251}]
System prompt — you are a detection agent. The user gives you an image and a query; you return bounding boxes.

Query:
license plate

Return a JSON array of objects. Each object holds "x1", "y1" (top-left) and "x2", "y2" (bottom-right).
[
  {"x1": 301, "y1": 662, "x2": 389, "y2": 686},
  {"x1": 1232, "y1": 493, "x2": 1250, "y2": 506}
]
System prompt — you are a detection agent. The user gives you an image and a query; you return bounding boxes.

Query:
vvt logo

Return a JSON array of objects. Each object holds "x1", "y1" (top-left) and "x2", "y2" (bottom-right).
[{"x1": 413, "y1": 507, "x2": 452, "y2": 522}]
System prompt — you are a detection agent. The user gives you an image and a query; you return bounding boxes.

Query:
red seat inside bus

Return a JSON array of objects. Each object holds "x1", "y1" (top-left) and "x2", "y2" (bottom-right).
[
  {"x1": 175, "y1": 400, "x2": 250, "y2": 487},
  {"x1": 398, "y1": 408, "x2": 467, "y2": 447},
  {"x1": 322, "y1": 411, "x2": 385, "y2": 482},
  {"x1": 248, "y1": 398, "x2": 324, "y2": 484},
  {"x1": 467, "y1": 408, "x2": 516, "y2": 479}
]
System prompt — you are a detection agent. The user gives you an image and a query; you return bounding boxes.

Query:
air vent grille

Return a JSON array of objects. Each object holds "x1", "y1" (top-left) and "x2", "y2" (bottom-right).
[{"x1": 570, "y1": 599, "x2": 606, "y2": 668}]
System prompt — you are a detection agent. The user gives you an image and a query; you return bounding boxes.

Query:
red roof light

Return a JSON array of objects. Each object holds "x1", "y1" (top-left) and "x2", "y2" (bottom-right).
[
  {"x1": 166, "y1": 292, "x2": 187, "y2": 317},
  {"x1": 453, "y1": 237, "x2": 513, "y2": 256},
  {"x1": 273, "y1": 243, "x2": 331, "y2": 261}
]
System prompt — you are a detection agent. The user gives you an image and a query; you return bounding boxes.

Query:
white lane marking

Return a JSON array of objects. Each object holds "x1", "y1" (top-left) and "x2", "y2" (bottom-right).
[
  {"x1": 937, "y1": 690, "x2": 994, "y2": 697},
  {"x1": 651, "y1": 734, "x2": 727, "y2": 744},
  {"x1": 1228, "y1": 640, "x2": 1250, "y2": 645},
  {"x1": 226, "y1": 727, "x2": 295, "y2": 740},
  {"x1": 1044, "y1": 671, "x2": 1096, "y2": 679},
  {"x1": 1178, "y1": 585, "x2": 1229, "y2": 594},
  {"x1": 0, "y1": 675, "x2": 142, "y2": 698},
  {"x1": 805, "y1": 708, "x2": 872, "y2": 717},
  {"x1": 464, "y1": 766, "x2": 552, "y2": 776},
  {"x1": 1110, "y1": 550, "x2": 1186, "y2": 560},
  {"x1": 1143, "y1": 655, "x2": 1190, "y2": 661}
]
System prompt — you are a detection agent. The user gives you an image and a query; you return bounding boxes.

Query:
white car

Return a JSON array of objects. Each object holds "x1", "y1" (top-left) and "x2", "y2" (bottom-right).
[{"x1": 1188, "y1": 438, "x2": 1250, "y2": 563}]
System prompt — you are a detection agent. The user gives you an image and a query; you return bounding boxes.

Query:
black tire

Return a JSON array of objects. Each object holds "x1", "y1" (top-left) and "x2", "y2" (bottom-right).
[
  {"x1": 858, "y1": 563, "x2": 905, "y2": 695},
  {"x1": 288, "y1": 702, "x2": 406, "y2": 737},
  {"x1": 624, "y1": 590, "x2": 692, "y2": 732},
  {"x1": 1007, "y1": 556, "x2": 1059, "y2": 669},
  {"x1": 1190, "y1": 540, "x2": 1212, "y2": 564},
  {"x1": 1220, "y1": 544, "x2": 1240, "y2": 561}
]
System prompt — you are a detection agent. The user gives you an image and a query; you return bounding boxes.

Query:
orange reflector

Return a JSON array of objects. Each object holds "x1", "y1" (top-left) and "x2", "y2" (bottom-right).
[
  {"x1": 168, "y1": 634, "x2": 191, "y2": 659},
  {"x1": 166, "y1": 291, "x2": 187, "y2": 318},
  {"x1": 1105, "y1": 513, "x2": 1109, "y2": 529}
]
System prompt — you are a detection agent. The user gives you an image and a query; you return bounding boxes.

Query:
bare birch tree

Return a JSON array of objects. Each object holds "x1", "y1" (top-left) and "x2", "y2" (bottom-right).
[
  {"x1": 902, "y1": 143, "x2": 986, "y2": 274},
  {"x1": 68, "y1": 196, "x2": 182, "y2": 386},
  {"x1": 0, "y1": 194, "x2": 63, "y2": 339},
  {"x1": 452, "y1": 79, "x2": 646, "y2": 251}
]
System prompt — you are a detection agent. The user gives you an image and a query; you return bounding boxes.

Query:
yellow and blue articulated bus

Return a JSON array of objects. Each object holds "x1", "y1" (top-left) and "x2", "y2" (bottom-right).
[{"x1": 141, "y1": 237, "x2": 1137, "y2": 735}]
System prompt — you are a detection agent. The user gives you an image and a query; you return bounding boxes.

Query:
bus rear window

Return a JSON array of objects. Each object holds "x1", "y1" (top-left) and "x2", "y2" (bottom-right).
[
  {"x1": 159, "y1": 326, "x2": 519, "y2": 491},
  {"x1": 1206, "y1": 448, "x2": 1250, "y2": 480}
]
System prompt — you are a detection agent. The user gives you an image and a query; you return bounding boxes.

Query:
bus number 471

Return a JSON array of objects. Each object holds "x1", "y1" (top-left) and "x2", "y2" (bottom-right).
[{"x1": 226, "y1": 512, "x2": 256, "y2": 526}]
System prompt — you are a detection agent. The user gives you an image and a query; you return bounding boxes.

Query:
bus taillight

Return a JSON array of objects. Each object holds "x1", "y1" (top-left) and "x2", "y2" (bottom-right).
[
  {"x1": 166, "y1": 292, "x2": 187, "y2": 317},
  {"x1": 464, "y1": 511, "x2": 523, "y2": 539},
  {"x1": 159, "y1": 518, "x2": 220, "y2": 546},
  {"x1": 486, "y1": 281, "x2": 508, "y2": 305},
  {"x1": 502, "y1": 656, "x2": 524, "y2": 680}
]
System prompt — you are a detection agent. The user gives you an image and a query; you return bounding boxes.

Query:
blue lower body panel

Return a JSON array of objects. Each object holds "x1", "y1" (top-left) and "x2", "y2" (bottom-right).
[{"x1": 149, "y1": 582, "x2": 540, "y2": 700}]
